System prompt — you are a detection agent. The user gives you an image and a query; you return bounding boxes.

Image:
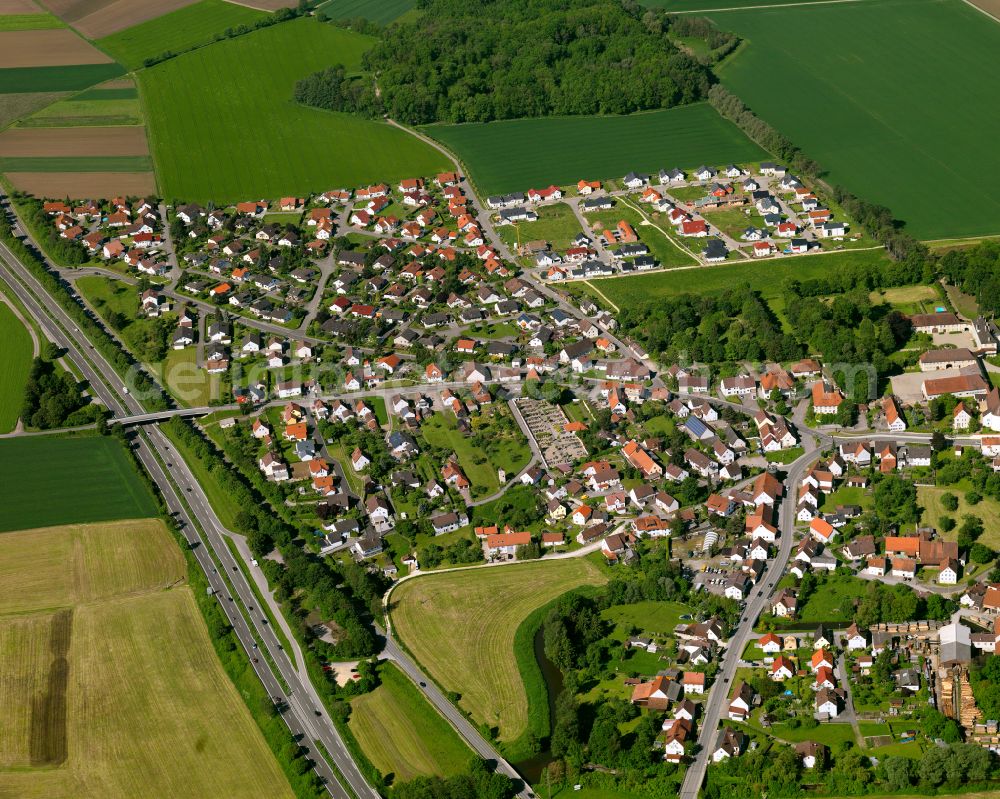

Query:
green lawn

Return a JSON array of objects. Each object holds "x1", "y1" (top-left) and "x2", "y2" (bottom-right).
[
  {"x1": 349, "y1": 661, "x2": 472, "y2": 782},
  {"x1": 584, "y1": 201, "x2": 698, "y2": 268},
  {"x1": 76, "y1": 275, "x2": 136, "y2": 318},
  {"x1": 423, "y1": 103, "x2": 766, "y2": 196},
  {"x1": 0, "y1": 64, "x2": 125, "y2": 94},
  {"x1": 498, "y1": 201, "x2": 584, "y2": 252},
  {"x1": 818, "y1": 485, "x2": 871, "y2": 512},
  {"x1": 97, "y1": 0, "x2": 268, "y2": 71},
  {"x1": 152, "y1": 347, "x2": 217, "y2": 408},
  {"x1": 600, "y1": 600, "x2": 691, "y2": 638},
  {"x1": 315, "y1": 0, "x2": 415, "y2": 25},
  {"x1": 0, "y1": 13, "x2": 64, "y2": 30},
  {"x1": 0, "y1": 435, "x2": 158, "y2": 531},
  {"x1": 582, "y1": 248, "x2": 891, "y2": 307},
  {"x1": 797, "y1": 573, "x2": 868, "y2": 623},
  {"x1": 0, "y1": 300, "x2": 33, "y2": 433},
  {"x1": 919, "y1": 484, "x2": 1000, "y2": 551},
  {"x1": 138, "y1": 18, "x2": 447, "y2": 203},
  {"x1": 767, "y1": 719, "x2": 857, "y2": 748},
  {"x1": 421, "y1": 410, "x2": 531, "y2": 494},
  {"x1": 708, "y1": 0, "x2": 1000, "y2": 238}
]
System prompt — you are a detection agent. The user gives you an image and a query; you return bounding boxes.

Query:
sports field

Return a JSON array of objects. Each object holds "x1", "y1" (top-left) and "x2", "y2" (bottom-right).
[
  {"x1": 0, "y1": 299, "x2": 34, "y2": 433},
  {"x1": 581, "y1": 247, "x2": 890, "y2": 308},
  {"x1": 0, "y1": 435, "x2": 158, "y2": 532},
  {"x1": 139, "y1": 18, "x2": 447, "y2": 203},
  {"x1": 316, "y1": 0, "x2": 415, "y2": 25},
  {"x1": 0, "y1": 519, "x2": 295, "y2": 798},
  {"x1": 422, "y1": 103, "x2": 767, "y2": 196},
  {"x1": 349, "y1": 661, "x2": 472, "y2": 781},
  {"x1": 97, "y1": 0, "x2": 268, "y2": 71},
  {"x1": 708, "y1": 0, "x2": 1000, "y2": 238},
  {"x1": 391, "y1": 559, "x2": 607, "y2": 743}
]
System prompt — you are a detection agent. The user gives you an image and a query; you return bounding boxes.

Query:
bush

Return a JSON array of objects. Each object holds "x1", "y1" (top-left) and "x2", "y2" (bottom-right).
[{"x1": 941, "y1": 492, "x2": 959, "y2": 511}]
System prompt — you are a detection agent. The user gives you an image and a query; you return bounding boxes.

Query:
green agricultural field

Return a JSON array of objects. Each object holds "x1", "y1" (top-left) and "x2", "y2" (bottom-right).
[
  {"x1": 349, "y1": 662, "x2": 472, "y2": 782},
  {"x1": 391, "y1": 559, "x2": 607, "y2": 745},
  {"x1": 97, "y1": 0, "x2": 267, "y2": 71},
  {"x1": 316, "y1": 0, "x2": 415, "y2": 25},
  {"x1": 0, "y1": 64, "x2": 125, "y2": 94},
  {"x1": 0, "y1": 300, "x2": 33, "y2": 434},
  {"x1": 0, "y1": 435, "x2": 158, "y2": 532},
  {"x1": 708, "y1": 0, "x2": 1000, "y2": 238},
  {"x1": 0, "y1": 91, "x2": 68, "y2": 129},
  {"x1": 644, "y1": 0, "x2": 834, "y2": 8},
  {"x1": 581, "y1": 247, "x2": 890, "y2": 308},
  {"x1": 74, "y1": 87, "x2": 137, "y2": 101},
  {"x1": 139, "y1": 18, "x2": 447, "y2": 203},
  {"x1": 21, "y1": 97, "x2": 142, "y2": 126},
  {"x1": 0, "y1": 155, "x2": 152, "y2": 171},
  {"x1": 0, "y1": 13, "x2": 64, "y2": 30},
  {"x1": 423, "y1": 103, "x2": 767, "y2": 196}
]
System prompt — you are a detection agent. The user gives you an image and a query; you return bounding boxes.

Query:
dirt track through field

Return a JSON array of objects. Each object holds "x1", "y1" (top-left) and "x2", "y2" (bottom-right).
[
  {"x1": 0, "y1": 125, "x2": 147, "y2": 155},
  {"x1": 0, "y1": 29, "x2": 111, "y2": 67},
  {"x1": 7, "y1": 171, "x2": 156, "y2": 197},
  {"x1": 42, "y1": 0, "x2": 200, "y2": 36}
]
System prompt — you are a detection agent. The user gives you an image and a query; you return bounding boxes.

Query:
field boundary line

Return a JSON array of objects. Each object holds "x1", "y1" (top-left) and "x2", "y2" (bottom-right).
[
  {"x1": 582, "y1": 280, "x2": 620, "y2": 313},
  {"x1": 669, "y1": 0, "x2": 871, "y2": 12},
  {"x1": 619, "y1": 195, "x2": 701, "y2": 265},
  {"x1": 959, "y1": 0, "x2": 1000, "y2": 24}
]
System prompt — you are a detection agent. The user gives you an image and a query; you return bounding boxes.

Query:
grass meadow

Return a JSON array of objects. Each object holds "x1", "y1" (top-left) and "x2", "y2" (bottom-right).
[
  {"x1": 709, "y1": 0, "x2": 1000, "y2": 238},
  {"x1": 422, "y1": 103, "x2": 767, "y2": 196},
  {"x1": 390, "y1": 559, "x2": 607, "y2": 745},
  {"x1": 0, "y1": 435, "x2": 158, "y2": 532},
  {"x1": 0, "y1": 519, "x2": 294, "y2": 799},
  {"x1": 919, "y1": 484, "x2": 1000, "y2": 551},
  {"x1": 349, "y1": 661, "x2": 472, "y2": 782},
  {"x1": 579, "y1": 248, "x2": 891, "y2": 309},
  {"x1": 139, "y1": 18, "x2": 447, "y2": 203},
  {"x1": 0, "y1": 299, "x2": 33, "y2": 433},
  {"x1": 97, "y1": 0, "x2": 268, "y2": 71}
]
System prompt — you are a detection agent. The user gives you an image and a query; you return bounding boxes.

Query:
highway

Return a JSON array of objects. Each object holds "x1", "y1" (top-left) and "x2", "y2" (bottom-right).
[{"x1": 0, "y1": 196, "x2": 378, "y2": 799}]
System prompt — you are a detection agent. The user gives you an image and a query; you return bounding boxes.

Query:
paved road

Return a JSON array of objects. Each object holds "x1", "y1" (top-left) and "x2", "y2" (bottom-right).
[
  {"x1": 378, "y1": 633, "x2": 534, "y2": 797},
  {"x1": 0, "y1": 194, "x2": 378, "y2": 799},
  {"x1": 678, "y1": 446, "x2": 817, "y2": 798}
]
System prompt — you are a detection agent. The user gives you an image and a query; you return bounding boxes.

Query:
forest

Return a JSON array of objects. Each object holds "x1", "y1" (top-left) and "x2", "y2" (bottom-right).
[{"x1": 296, "y1": 0, "x2": 714, "y2": 123}]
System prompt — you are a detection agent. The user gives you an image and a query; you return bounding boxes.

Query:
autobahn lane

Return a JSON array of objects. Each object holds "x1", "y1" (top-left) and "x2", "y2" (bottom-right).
[{"x1": 0, "y1": 227, "x2": 376, "y2": 799}]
